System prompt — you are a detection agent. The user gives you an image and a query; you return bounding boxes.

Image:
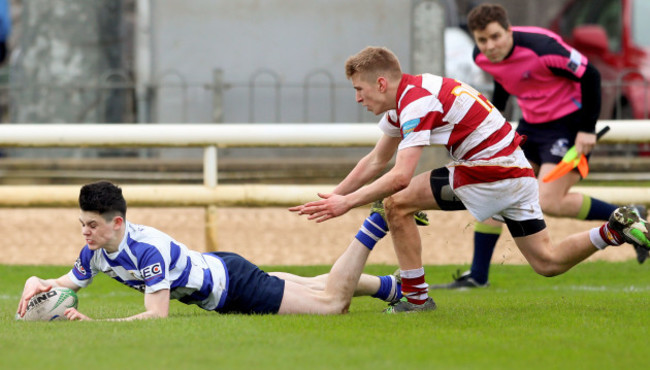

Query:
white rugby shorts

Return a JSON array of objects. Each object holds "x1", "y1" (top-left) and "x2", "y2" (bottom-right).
[{"x1": 448, "y1": 149, "x2": 543, "y2": 222}]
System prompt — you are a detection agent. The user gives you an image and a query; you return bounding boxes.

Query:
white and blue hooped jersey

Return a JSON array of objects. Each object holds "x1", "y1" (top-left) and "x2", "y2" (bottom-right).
[{"x1": 67, "y1": 221, "x2": 228, "y2": 311}]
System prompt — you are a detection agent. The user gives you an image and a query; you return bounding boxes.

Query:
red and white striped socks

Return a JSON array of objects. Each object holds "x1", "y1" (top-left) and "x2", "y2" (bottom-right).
[
  {"x1": 590, "y1": 224, "x2": 623, "y2": 250},
  {"x1": 400, "y1": 267, "x2": 429, "y2": 305}
]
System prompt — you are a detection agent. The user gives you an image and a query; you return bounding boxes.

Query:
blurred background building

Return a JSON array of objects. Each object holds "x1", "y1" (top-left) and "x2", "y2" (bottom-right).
[{"x1": 0, "y1": 0, "x2": 647, "y2": 184}]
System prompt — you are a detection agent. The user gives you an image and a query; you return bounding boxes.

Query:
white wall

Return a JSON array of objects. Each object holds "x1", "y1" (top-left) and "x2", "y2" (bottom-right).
[{"x1": 147, "y1": 0, "x2": 413, "y2": 123}]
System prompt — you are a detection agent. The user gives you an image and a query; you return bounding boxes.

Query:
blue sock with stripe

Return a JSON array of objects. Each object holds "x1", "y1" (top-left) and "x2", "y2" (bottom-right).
[
  {"x1": 355, "y1": 213, "x2": 388, "y2": 250},
  {"x1": 372, "y1": 275, "x2": 402, "y2": 302}
]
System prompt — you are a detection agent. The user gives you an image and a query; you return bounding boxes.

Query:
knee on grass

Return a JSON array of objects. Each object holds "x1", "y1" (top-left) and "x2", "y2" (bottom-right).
[
  {"x1": 318, "y1": 290, "x2": 353, "y2": 314},
  {"x1": 325, "y1": 297, "x2": 352, "y2": 315}
]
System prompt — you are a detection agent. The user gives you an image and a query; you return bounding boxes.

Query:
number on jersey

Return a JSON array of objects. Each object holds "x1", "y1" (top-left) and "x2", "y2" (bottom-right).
[{"x1": 451, "y1": 82, "x2": 494, "y2": 113}]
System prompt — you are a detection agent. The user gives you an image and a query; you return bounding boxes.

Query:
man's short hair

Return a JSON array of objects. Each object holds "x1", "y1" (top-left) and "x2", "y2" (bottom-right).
[
  {"x1": 79, "y1": 180, "x2": 127, "y2": 221},
  {"x1": 467, "y1": 3, "x2": 511, "y2": 33},
  {"x1": 344, "y1": 46, "x2": 402, "y2": 82}
]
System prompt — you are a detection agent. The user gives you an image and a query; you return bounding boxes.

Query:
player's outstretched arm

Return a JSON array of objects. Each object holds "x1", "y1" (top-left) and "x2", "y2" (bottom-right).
[
  {"x1": 293, "y1": 146, "x2": 424, "y2": 223},
  {"x1": 66, "y1": 289, "x2": 171, "y2": 322},
  {"x1": 289, "y1": 136, "x2": 405, "y2": 222},
  {"x1": 331, "y1": 134, "x2": 401, "y2": 196},
  {"x1": 290, "y1": 193, "x2": 352, "y2": 223},
  {"x1": 16, "y1": 275, "x2": 79, "y2": 318},
  {"x1": 288, "y1": 134, "x2": 400, "y2": 215}
]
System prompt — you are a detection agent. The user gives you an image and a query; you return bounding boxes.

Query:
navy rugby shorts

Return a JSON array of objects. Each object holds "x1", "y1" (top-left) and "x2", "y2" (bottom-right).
[
  {"x1": 516, "y1": 110, "x2": 591, "y2": 168},
  {"x1": 211, "y1": 252, "x2": 285, "y2": 314}
]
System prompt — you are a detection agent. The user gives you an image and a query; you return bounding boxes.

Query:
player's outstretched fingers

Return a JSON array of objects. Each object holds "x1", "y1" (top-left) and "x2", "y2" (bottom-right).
[
  {"x1": 17, "y1": 281, "x2": 52, "y2": 317},
  {"x1": 65, "y1": 307, "x2": 91, "y2": 321}
]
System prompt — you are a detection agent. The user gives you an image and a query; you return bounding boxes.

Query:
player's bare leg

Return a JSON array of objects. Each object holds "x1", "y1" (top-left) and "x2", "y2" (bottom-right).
[
  {"x1": 278, "y1": 209, "x2": 391, "y2": 314},
  {"x1": 514, "y1": 205, "x2": 650, "y2": 276},
  {"x1": 537, "y1": 164, "x2": 583, "y2": 217},
  {"x1": 514, "y1": 229, "x2": 597, "y2": 276},
  {"x1": 269, "y1": 272, "x2": 328, "y2": 290},
  {"x1": 277, "y1": 239, "x2": 372, "y2": 314},
  {"x1": 385, "y1": 172, "x2": 440, "y2": 270},
  {"x1": 384, "y1": 171, "x2": 440, "y2": 311},
  {"x1": 537, "y1": 163, "x2": 647, "y2": 263},
  {"x1": 270, "y1": 271, "x2": 388, "y2": 297}
]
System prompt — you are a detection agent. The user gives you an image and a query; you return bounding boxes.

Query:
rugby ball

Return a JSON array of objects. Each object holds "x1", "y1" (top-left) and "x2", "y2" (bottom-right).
[{"x1": 20, "y1": 287, "x2": 78, "y2": 321}]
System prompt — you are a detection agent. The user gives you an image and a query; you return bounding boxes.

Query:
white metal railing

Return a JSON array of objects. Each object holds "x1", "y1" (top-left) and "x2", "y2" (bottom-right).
[
  {"x1": 0, "y1": 121, "x2": 648, "y2": 186},
  {"x1": 0, "y1": 120, "x2": 648, "y2": 251},
  {"x1": 0, "y1": 123, "x2": 381, "y2": 186}
]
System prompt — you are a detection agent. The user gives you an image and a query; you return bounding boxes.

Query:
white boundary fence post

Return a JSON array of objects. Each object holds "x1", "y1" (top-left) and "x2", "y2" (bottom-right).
[{"x1": 203, "y1": 145, "x2": 218, "y2": 250}]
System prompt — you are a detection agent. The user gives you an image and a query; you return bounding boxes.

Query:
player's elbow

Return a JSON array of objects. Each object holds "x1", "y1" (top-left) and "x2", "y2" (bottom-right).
[
  {"x1": 142, "y1": 305, "x2": 169, "y2": 320},
  {"x1": 146, "y1": 310, "x2": 168, "y2": 320},
  {"x1": 154, "y1": 307, "x2": 169, "y2": 318}
]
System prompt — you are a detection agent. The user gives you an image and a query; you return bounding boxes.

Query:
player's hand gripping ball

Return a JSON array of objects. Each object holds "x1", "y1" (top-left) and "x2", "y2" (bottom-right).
[{"x1": 19, "y1": 287, "x2": 79, "y2": 321}]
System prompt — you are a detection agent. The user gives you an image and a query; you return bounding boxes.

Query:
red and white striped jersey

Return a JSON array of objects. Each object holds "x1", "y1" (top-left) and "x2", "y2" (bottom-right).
[
  {"x1": 379, "y1": 73, "x2": 522, "y2": 160},
  {"x1": 378, "y1": 73, "x2": 533, "y2": 189}
]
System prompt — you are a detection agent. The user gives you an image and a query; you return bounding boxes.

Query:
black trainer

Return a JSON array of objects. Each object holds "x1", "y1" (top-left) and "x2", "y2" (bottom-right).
[{"x1": 429, "y1": 270, "x2": 489, "y2": 290}]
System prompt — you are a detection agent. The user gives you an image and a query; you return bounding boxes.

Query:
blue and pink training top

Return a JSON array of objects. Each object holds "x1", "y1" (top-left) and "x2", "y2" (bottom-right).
[{"x1": 473, "y1": 26, "x2": 588, "y2": 124}]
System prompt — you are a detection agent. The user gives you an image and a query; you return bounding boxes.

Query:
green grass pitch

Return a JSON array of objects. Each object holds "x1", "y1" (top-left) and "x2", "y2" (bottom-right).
[{"x1": 1, "y1": 262, "x2": 648, "y2": 370}]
